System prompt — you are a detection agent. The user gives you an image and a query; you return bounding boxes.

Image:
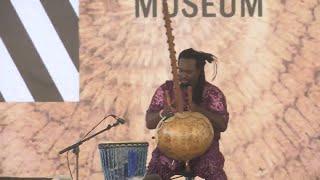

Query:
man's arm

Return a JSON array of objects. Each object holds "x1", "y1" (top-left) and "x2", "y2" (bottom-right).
[
  {"x1": 146, "y1": 105, "x2": 175, "y2": 129},
  {"x1": 146, "y1": 111, "x2": 162, "y2": 129},
  {"x1": 145, "y1": 85, "x2": 166, "y2": 129},
  {"x1": 192, "y1": 104, "x2": 227, "y2": 132}
]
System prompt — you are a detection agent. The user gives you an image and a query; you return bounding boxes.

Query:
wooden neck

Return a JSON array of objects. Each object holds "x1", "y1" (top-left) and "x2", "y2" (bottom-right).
[{"x1": 162, "y1": 0, "x2": 183, "y2": 112}]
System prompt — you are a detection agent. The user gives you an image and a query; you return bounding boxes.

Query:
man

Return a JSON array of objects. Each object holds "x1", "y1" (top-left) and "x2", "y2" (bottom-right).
[{"x1": 144, "y1": 48, "x2": 229, "y2": 180}]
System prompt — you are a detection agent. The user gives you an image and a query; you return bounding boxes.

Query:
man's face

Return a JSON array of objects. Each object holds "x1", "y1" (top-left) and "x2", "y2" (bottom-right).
[{"x1": 178, "y1": 58, "x2": 201, "y2": 87}]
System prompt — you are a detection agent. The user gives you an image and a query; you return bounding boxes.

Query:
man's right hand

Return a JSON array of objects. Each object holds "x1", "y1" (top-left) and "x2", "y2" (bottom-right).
[{"x1": 161, "y1": 105, "x2": 175, "y2": 118}]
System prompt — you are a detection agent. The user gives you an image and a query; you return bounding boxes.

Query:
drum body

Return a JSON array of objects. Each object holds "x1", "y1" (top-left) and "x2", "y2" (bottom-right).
[{"x1": 98, "y1": 142, "x2": 149, "y2": 180}]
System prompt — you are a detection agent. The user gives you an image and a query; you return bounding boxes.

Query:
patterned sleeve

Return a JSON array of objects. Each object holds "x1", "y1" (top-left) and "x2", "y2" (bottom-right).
[
  {"x1": 204, "y1": 86, "x2": 229, "y2": 123},
  {"x1": 147, "y1": 86, "x2": 165, "y2": 113}
]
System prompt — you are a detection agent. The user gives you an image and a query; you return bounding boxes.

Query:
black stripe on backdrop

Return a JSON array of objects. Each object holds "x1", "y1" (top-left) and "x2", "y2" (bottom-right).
[
  {"x1": 0, "y1": 0, "x2": 63, "y2": 102},
  {"x1": 0, "y1": 91, "x2": 4, "y2": 102},
  {"x1": 40, "y1": 0, "x2": 79, "y2": 70}
]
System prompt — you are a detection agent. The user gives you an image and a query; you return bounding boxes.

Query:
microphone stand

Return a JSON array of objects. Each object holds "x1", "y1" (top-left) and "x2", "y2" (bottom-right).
[{"x1": 59, "y1": 117, "x2": 123, "y2": 180}]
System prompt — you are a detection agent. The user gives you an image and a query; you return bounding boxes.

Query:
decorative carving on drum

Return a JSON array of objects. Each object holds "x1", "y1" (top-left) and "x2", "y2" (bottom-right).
[{"x1": 156, "y1": 111, "x2": 214, "y2": 161}]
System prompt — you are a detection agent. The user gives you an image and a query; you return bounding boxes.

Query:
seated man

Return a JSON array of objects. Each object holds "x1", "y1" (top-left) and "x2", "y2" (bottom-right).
[{"x1": 144, "y1": 48, "x2": 229, "y2": 180}]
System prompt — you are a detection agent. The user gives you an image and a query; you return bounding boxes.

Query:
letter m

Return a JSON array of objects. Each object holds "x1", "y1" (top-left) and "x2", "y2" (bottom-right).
[
  {"x1": 241, "y1": 0, "x2": 263, "y2": 17},
  {"x1": 135, "y1": 0, "x2": 157, "y2": 17}
]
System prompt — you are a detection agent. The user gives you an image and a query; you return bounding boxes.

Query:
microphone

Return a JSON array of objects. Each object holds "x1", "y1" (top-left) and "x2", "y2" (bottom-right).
[
  {"x1": 116, "y1": 117, "x2": 126, "y2": 124},
  {"x1": 110, "y1": 115, "x2": 126, "y2": 124}
]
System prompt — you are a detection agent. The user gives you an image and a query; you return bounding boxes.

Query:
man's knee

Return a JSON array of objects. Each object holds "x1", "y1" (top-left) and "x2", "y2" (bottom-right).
[{"x1": 143, "y1": 174, "x2": 162, "y2": 180}]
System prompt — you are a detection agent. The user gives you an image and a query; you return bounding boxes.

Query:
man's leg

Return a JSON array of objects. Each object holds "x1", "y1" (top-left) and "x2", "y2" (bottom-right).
[
  {"x1": 143, "y1": 174, "x2": 162, "y2": 180},
  {"x1": 146, "y1": 148, "x2": 179, "y2": 180},
  {"x1": 192, "y1": 143, "x2": 227, "y2": 180}
]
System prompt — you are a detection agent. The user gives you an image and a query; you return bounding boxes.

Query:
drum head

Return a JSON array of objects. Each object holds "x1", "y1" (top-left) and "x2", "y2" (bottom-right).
[{"x1": 98, "y1": 141, "x2": 148, "y2": 149}]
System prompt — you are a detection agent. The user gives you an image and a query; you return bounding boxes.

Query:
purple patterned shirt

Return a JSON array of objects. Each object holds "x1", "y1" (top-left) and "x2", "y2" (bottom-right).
[{"x1": 146, "y1": 80, "x2": 229, "y2": 180}]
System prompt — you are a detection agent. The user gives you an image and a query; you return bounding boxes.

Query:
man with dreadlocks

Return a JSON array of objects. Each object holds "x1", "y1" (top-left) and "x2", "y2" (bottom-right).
[{"x1": 144, "y1": 48, "x2": 229, "y2": 180}]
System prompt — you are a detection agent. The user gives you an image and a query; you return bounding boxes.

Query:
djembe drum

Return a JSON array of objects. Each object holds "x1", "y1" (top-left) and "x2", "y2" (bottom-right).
[{"x1": 98, "y1": 142, "x2": 149, "y2": 180}]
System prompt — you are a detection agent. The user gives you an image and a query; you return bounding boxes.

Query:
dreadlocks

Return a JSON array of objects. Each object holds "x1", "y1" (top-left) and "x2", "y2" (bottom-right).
[{"x1": 178, "y1": 48, "x2": 217, "y2": 104}]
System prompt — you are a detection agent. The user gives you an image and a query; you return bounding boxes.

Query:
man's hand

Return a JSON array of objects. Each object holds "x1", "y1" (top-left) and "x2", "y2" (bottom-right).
[
  {"x1": 190, "y1": 102, "x2": 227, "y2": 132},
  {"x1": 161, "y1": 104, "x2": 175, "y2": 118}
]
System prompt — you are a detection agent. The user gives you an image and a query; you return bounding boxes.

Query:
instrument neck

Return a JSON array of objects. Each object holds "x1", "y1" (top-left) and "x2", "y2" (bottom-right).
[{"x1": 162, "y1": 0, "x2": 183, "y2": 112}]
